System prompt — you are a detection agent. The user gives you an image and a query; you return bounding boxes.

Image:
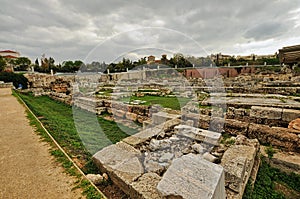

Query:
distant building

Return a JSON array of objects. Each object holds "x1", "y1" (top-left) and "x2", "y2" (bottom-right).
[
  {"x1": 147, "y1": 55, "x2": 156, "y2": 64},
  {"x1": 210, "y1": 53, "x2": 232, "y2": 65},
  {"x1": 278, "y1": 44, "x2": 300, "y2": 66},
  {"x1": 0, "y1": 50, "x2": 20, "y2": 59}
]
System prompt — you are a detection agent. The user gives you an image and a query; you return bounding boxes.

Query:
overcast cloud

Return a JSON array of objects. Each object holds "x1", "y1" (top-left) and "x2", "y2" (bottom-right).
[{"x1": 1, "y1": 0, "x2": 300, "y2": 63}]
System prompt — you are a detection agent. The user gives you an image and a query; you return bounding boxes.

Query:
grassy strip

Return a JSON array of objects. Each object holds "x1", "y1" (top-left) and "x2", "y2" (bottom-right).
[
  {"x1": 243, "y1": 157, "x2": 300, "y2": 199},
  {"x1": 121, "y1": 95, "x2": 190, "y2": 110},
  {"x1": 13, "y1": 91, "x2": 103, "y2": 199}
]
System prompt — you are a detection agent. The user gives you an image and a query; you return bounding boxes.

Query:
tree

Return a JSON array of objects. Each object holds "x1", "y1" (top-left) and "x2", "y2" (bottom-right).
[
  {"x1": 15, "y1": 57, "x2": 31, "y2": 71},
  {"x1": 0, "y1": 56, "x2": 6, "y2": 72},
  {"x1": 35, "y1": 58, "x2": 39, "y2": 66}
]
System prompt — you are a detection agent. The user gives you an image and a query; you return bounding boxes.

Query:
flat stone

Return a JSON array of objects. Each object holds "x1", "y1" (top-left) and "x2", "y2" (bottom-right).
[
  {"x1": 131, "y1": 173, "x2": 162, "y2": 199},
  {"x1": 174, "y1": 125, "x2": 221, "y2": 145},
  {"x1": 250, "y1": 106, "x2": 282, "y2": 120},
  {"x1": 152, "y1": 111, "x2": 180, "y2": 125},
  {"x1": 282, "y1": 109, "x2": 300, "y2": 122},
  {"x1": 123, "y1": 125, "x2": 163, "y2": 146},
  {"x1": 157, "y1": 154, "x2": 225, "y2": 199},
  {"x1": 93, "y1": 141, "x2": 144, "y2": 194}
]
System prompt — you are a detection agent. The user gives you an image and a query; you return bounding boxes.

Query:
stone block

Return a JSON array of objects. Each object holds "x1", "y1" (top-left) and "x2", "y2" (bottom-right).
[
  {"x1": 282, "y1": 109, "x2": 300, "y2": 122},
  {"x1": 174, "y1": 125, "x2": 221, "y2": 145},
  {"x1": 126, "y1": 112, "x2": 138, "y2": 121},
  {"x1": 221, "y1": 145, "x2": 257, "y2": 194},
  {"x1": 250, "y1": 106, "x2": 282, "y2": 120},
  {"x1": 157, "y1": 154, "x2": 225, "y2": 199},
  {"x1": 131, "y1": 173, "x2": 162, "y2": 199},
  {"x1": 93, "y1": 142, "x2": 144, "y2": 195},
  {"x1": 123, "y1": 124, "x2": 164, "y2": 146},
  {"x1": 152, "y1": 112, "x2": 180, "y2": 125}
]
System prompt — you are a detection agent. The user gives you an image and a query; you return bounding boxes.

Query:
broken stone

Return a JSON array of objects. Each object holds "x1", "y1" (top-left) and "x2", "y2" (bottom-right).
[
  {"x1": 149, "y1": 139, "x2": 172, "y2": 151},
  {"x1": 131, "y1": 173, "x2": 162, "y2": 199},
  {"x1": 203, "y1": 152, "x2": 218, "y2": 163},
  {"x1": 221, "y1": 144, "x2": 258, "y2": 194},
  {"x1": 174, "y1": 125, "x2": 221, "y2": 145},
  {"x1": 93, "y1": 142, "x2": 144, "y2": 195},
  {"x1": 159, "y1": 152, "x2": 174, "y2": 163},
  {"x1": 144, "y1": 160, "x2": 164, "y2": 174},
  {"x1": 157, "y1": 154, "x2": 225, "y2": 199},
  {"x1": 288, "y1": 118, "x2": 300, "y2": 131},
  {"x1": 86, "y1": 174, "x2": 103, "y2": 185},
  {"x1": 191, "y1": 143, "x2": 204, "y2": 154}
]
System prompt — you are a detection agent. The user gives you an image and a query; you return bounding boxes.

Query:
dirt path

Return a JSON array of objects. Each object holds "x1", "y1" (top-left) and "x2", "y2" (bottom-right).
[{"x1": 0, "y1": 88, "x2": 83, "y2": 199}]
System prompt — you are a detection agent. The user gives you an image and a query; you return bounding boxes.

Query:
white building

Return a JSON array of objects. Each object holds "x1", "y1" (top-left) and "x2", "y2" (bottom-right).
[{"x1": 0, "y1": 50, "x2": 20, "y2": 59}]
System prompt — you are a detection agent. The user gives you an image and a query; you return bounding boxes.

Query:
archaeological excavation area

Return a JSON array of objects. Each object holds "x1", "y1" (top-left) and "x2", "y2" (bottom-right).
[{"x1": 22, "y1": 66, "x2": 300, "y2": 199}]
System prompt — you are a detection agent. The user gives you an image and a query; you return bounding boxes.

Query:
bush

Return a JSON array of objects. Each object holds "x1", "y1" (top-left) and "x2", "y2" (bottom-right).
[{"x1": 0, "y1": 72, "x2": 28, "y2": 89}]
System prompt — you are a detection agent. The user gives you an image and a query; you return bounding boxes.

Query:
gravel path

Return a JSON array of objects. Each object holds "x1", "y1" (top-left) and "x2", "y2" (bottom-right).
[{"x1": 0, "y1": 88, "x2": 83, "y2": 199}]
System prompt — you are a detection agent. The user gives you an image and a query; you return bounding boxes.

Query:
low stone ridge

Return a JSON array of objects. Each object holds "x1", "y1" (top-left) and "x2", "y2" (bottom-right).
[{"x1": 157, "y1": 154, "x2": 225, "y2": 199}]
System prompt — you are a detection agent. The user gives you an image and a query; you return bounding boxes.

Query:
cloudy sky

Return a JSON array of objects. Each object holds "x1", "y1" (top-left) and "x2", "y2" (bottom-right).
[{"x1": 1, "y1": 0, "x2": 300, "y2": 63}]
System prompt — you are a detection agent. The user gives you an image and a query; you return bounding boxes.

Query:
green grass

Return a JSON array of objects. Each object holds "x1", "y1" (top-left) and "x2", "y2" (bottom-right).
[
  {"x1": 243, "y1": 157, "x2": 300, "y2": 199},
  {"x1": 16, "y1": 92, "x2": 137, "y2": 168},
  {"x1": 121, "y1": 95, "x2": 190, "y2": 110},
  {"x1": 13, "y1": 92, "x2": 103, "y2": 199}
]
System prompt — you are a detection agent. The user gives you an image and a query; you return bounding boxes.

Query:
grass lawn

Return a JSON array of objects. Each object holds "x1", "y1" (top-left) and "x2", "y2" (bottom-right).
[
  {"x1": 17, "y1": 92, "x2": 137, "y2": 172},
  {"x1": 121, "y1": 95, "x2": 190, "y2": 110},
  {"x1": 243, "y1": 157, "x2": 300, "y2": 199}
]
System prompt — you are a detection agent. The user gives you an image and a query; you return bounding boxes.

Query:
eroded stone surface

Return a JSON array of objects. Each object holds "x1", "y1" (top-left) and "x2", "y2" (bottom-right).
[
  {"x1": 131, "y1": 173, "x2": 162, "y2": 199},
  {"x1": 157, "y1": 154, "x2": 225, "y2": 199},
  {"x1": 174, "y1": 124, "x2": 222, "y2": 145},
  {"x1": 221, "y1": 136, "x2": 259, "y2": 198},
  {"x1": 93, "y1": 141, "x2": 144, "y2": 194}
]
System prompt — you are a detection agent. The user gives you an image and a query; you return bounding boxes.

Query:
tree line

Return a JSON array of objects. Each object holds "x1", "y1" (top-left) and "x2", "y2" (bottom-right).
[{"x1": 0, "y1": 53, "x2": 280, "y2": 74}]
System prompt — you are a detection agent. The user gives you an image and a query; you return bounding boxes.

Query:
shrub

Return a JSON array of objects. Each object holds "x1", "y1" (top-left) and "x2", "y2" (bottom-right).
[{"x1": 0, "y1": 72, "x2": 28, "y2": 89}]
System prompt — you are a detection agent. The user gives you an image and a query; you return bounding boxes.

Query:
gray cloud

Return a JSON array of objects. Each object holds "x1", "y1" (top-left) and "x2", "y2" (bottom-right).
[{"x1": 0, "y1": 0, "x2": 300, "y2": 63}]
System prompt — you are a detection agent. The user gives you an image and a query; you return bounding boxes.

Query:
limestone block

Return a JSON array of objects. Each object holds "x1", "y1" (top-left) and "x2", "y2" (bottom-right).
[
  {"x1": 157, "y1": 154, "x2": 225, "y2": 199},
  {"x1": 152, "y1": 112, "x2": 180, "y2": 125},
  {"x1": 250, "y1": 106, "x2": 282, "y2": 120},
  {"x1": 131, "y1": 173, "x2": 162, "y2": 199},
  {"x1": 114, "y1": 109, "x2": 126, "y2": 118},
  {"x1": 282, "y1": 109, "x2": 300, "y2": 122},
  {"x1": 93, "y1": 142, "x2": 144, "y2": 194},
  {"x1": 174, "y1": 125, "x2": 221, "y2": 145},
  {"x1": 122, "y1": 124, "x2": 163, "y2": 146},
  {"x1": 221, "y1": 145, "x2": 257, "y2": 194},
  {"x1": 126, "y1": 112, "x2": 138, "y2": 121}
]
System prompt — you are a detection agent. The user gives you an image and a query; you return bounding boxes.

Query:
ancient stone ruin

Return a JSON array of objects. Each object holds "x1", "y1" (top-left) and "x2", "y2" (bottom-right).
[{"x1": 23, "y1": 67, "x2": 300, "y2": 198}]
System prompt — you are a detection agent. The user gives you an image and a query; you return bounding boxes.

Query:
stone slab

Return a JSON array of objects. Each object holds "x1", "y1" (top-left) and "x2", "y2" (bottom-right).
[
  {"x1": 122, "y1": 125, "x2": 163, "y2": 146},
  {"x1": 123, "y1": 118, "x2": 181, "y2": 147},
  {"x1": 157, "y1": 154, "x2": 225, "y2": 199},
  {"x1": 282, "y1": 109, "x2": 300, "y2": 122},
  {"x1": 174, "y1": 124, "x2": 221, "y2": 145},
  {"x1": 250, "y1": 106, "x2": 282, "y2": 120},
  {"x1": 93, "y1": 141, "x2": 144, "y2": 195},
  {"x1": 152, "y1": 111, "x2": 180, "y2": 125}
]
